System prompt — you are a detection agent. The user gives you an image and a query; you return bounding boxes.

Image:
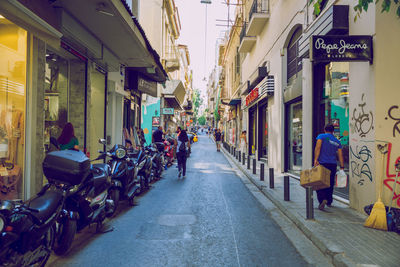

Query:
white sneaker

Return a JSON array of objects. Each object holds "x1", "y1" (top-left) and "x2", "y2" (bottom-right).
[{"x1": 183, "y1": 175, "x2": 186, "y2": 178}]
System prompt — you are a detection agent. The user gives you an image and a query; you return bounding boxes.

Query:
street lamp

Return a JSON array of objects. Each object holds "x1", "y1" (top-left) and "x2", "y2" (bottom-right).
[{"x1": 201, "y1": 0, "x2": 212, "y2": 81}]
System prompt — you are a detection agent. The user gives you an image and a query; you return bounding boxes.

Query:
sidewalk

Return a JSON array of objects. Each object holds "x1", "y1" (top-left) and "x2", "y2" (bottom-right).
[{"x1": 221, "y1": 147, "x2": 400, "y2": 267}]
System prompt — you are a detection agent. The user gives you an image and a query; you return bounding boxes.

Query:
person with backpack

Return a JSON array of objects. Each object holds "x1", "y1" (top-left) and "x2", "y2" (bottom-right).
[{"x1": 176, "y1": 127, "x2": 190, "y2": 178}]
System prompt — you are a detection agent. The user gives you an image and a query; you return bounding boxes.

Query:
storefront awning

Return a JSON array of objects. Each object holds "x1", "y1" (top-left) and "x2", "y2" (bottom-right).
[
  {"x1": 55, "y1": 0, "x2": 167, "y2": 82},
  {"x1": 163, "y1": 80, "x2": 186, "y2": 106},
  {"x1": 164, "y1": 95, "x2": 182, "y2": 110},
  {"x1": 228, "y1": 98, "x2": 241, "y2": 106}
]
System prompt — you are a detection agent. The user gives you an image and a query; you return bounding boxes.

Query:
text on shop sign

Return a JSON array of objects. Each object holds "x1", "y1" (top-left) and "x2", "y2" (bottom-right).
[
  {"x1": 311, "y1": 35, "x2": 373, "y2": 63},
  {"x1": 246, "y1": 88, "x2": 259, "y2": 106}
]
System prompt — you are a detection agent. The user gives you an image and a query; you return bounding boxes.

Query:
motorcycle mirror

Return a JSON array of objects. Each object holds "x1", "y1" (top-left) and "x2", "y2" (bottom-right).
[{"x1": 98, "y1": 138, "x2": 107, "y2": 145}]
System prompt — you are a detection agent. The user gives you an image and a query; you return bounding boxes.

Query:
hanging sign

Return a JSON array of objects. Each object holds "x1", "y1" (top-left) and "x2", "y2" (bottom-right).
[
  {"x1": 245, "y1": 88, "x2": 259, "y2": 106},
  {"x1": 311, "y1": 35, "x2": 373, "y2": 63},
  {"x1": 162, "y1": 108, "x2": 174, "y2": 115}
]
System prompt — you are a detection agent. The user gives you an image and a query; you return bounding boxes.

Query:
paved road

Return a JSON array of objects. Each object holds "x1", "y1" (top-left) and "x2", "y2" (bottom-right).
[{"x1": 48, "y1": 133, "x2": 308, "y2": 267}]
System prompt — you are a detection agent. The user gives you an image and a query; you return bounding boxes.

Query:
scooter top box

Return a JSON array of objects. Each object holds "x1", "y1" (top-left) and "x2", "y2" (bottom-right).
[{"x1": 43, "y1": 150, "x2": 90, "y2": 185}]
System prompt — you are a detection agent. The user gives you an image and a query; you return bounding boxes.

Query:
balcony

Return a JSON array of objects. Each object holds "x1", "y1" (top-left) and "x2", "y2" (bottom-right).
[
  {"x1": 247, "y1": 0, "x2": 270, "y2": 36},
  {"x1": 163, "y1": 46, "x2": 180, "y2": 72},
  {"x1": 238, "y1": 23, "x2": 256, "y2": 53}
]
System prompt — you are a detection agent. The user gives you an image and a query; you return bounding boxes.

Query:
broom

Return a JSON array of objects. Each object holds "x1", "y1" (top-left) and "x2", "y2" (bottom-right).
[{"x1": 364, "y1": 145, "x2": 388, "y2": 230}]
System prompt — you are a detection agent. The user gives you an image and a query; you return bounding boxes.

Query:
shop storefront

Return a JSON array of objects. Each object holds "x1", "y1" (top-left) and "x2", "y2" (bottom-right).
[
  {"x1": 284, "y1": 25, "x2": 303, "y2": 174},
  {"x1": 311, "y1": 35, "x2": 373, "y2": 200},
  {"x1": 0, "y1": 16, "x2": 27, "y2": 200}
]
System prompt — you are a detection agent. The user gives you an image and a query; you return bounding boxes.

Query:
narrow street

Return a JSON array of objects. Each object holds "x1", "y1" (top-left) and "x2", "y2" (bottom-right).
[{"x1": 48, "y1": 133, "x2": 308, "y2": 267}]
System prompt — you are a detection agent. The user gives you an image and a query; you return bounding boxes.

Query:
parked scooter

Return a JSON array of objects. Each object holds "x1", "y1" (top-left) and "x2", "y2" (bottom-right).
[
  {"x1": 133, "y1": 146, "x2": 153, "y2": 193},
  {"x1": 105, "y1": 140, "x2": 140, "y2": 209},
  {"x1": 151, "y1": 142, "x2": 165, "y2": 180},
  {"x1": 44, "y1": 147, "x2": 114, "y2": 256},
  {"x1": 163, "y1": 140, "x2": 174, "y2": 167},
  {"x1": 0, "y1": 183, "x2": 66, "y2": 266}
]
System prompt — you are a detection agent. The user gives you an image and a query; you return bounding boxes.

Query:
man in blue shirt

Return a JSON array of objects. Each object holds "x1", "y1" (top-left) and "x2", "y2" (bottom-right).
[{"x1": 314, "y1": 124, "x2": 344, "y2": 210}]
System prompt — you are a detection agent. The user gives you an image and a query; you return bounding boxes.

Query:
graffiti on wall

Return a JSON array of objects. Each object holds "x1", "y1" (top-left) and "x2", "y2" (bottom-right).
[
  {"x1": 385, "y1": 105, "x2": 400, "y2": 138},
  {"x1": 352, "y1": 94, "x2": 374, "y2": 138},
  {"x1": 383, "y1": 143, "x2": 400, "y2": 207},
  {"x1": 350, "y1": 144, "x2": 373, "y2": 185}
]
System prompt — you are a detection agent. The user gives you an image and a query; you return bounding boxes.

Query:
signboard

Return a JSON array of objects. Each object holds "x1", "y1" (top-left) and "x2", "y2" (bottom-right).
[
  {"x1": 245, "y1": 88, "x2": 259, "y2": 106},
  {"x1": 162, "y1": 108, "x2": 174, "y2": 115},
  {"x1": 311, "y1": 35, "x2": 373, "y2": 63},
  {"x1": 186, "y1": 122, "x2": 190, "y2": 126},
  {"x1": 138, "y1": 77, "x2": 157, "y2": 97},
  {"x1": 152, "y1": 116, "x2": 160, "y2": 127}
]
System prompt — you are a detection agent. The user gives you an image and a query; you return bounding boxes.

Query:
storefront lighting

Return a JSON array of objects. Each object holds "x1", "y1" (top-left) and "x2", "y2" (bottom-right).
[
  {"x1": 0, "y1": 15, "x2": 5, "y2": 19},
  {"x1": 96, "y1": 3, "x2": 114, "y2": 16}
]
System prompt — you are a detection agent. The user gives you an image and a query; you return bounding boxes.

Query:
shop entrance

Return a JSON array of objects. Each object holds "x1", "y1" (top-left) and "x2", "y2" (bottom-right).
[
  {"x1": 258, "y1": 101, "x2": 268, "y2": 161},
  {"x1": 314, "y1": 62, "x2": 350, "y2": 199},
  {"x1": 248, "y1": 106, "x2": 256, "y2": 155},
  {"x1": 89, "y1": 68, "x2": 106, "y2": 160}
]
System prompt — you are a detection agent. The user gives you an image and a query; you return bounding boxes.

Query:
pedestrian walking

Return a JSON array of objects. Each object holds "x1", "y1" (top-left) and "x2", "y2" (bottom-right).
[
  {"x1": 176, "y1": 127, "x2": 190, "y2": 178},
  {"x1": 152, "y1": 126, "x2": 164, "y2": 143},
  {"x1": 239, "y1": 130, "x2": 247, "y2": 154},
  {"x1": 313, "y1": 124, "x2": 345, "y2": 210},
  {"x1": 215, "y1": 129, "x2": 222, "y2": 152}
]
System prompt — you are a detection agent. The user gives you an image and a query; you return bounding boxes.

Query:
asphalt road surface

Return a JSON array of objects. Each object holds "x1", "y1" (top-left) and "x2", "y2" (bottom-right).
[{"x1": 48, "y1": 133, "x2": 308, "y2": 267}]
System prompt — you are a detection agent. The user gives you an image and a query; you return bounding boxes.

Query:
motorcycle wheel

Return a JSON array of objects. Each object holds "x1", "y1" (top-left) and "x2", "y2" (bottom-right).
[
  {"x1": 139, "y1": 177, "x2": 146, "y2": 194},
  {"x1": 128, "y1": 195, "x2": 135, "y2": 206},
  {"x1": 36, "y1": 224, "x2": 56, "y2": 267},
  {"x1": 108, "y1": 188, "x2": 119, "y2": 217},
  {"x1": 53, "y1": 218, "x2": 77, "y2": 256}
]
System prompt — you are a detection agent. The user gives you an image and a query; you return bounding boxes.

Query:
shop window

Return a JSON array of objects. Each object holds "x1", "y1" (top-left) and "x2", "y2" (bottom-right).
[
  {"x1": 0, "y1": 16, "x2": 27, "y2": 200},
  {"x1": 287, "y1": 27, "x2": 302, "y2": 83},
  {"x1": 288, "y1": 101, "x2": 303, "y2": 173},
  {"x1": 44, "y1": 50, "x2": 69, "y2": 152}
]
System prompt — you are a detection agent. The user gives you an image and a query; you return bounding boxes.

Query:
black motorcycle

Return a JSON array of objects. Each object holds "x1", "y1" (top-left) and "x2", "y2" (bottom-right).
[
  {"x1": 133, "y1": 146, "x2": 153, "y2": 194},
  {"x1": 150, "y1": 142, "x2": 165, "y2": 180},
  {"x1": 105, "y1": 141, "x2": 140, "y2": 209},
  {"x1": 43, "y1": 149, "x2": 114, "y2": 256},
  {"x1": 0, "y1": 181, "x2": 67, "y2": 266}
]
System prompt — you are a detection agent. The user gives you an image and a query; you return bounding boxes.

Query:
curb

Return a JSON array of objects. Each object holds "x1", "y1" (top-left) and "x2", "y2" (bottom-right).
[{"x1": 221, "y1": 148, "x2": 357, "y2": 267}]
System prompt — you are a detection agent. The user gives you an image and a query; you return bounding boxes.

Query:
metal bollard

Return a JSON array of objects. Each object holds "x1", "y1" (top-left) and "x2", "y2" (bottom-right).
[
  {"x1": 239, "y1": 151, "x2": 241, "y2": 162},
  {"x1": 253, "y1": 159, "x2": 256, "y2": 174},
  {"x1": 284, "y1": 176, "x2": 290, "y2": 201},
  {"x1": 236, "y1": 151, "x2": 238, "y2": 160},
  {"x1": 242, "y1": 153, "x2": 245, "y2": 165},
  {"x1": 260, "y1": 163, "x2": 264, "y2": 181},
  {"x1": 247, "y1": 156, "x2": 250, "y2": 170},
  {"x1": 234, "y1": 148, "x2": 236, "y2": 156},
  {"x1": 269, "y1": 168, "x2": 274, "y2": 188},
  {"x1": 306, "y1": 186, "x2": 314, "y2": 219}
]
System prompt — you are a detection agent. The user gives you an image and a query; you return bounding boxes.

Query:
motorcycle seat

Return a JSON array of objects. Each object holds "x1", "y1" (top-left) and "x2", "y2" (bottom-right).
[
  {"x1": 29, "y1": 190, "x2": 63, "y2": 223},
  {"x1": 91, "y1": 164, "x2": 110, "y2": 191}
]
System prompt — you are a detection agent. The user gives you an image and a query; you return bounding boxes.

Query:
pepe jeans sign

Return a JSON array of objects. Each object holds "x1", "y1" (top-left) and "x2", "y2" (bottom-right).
[{"x1": 311, "y1": 35, "x2": 373, "y2": 63}]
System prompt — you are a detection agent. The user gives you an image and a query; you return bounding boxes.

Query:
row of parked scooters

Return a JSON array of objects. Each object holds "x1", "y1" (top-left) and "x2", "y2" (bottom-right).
[{"x1": 0, "y1": 138, "x2": 171, "y2": 266}]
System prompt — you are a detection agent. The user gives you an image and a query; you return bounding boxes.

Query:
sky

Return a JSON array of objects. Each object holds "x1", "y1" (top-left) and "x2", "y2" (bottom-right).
[{"x1": 175, "y1": 0, "x2": 234, "y2": 100}]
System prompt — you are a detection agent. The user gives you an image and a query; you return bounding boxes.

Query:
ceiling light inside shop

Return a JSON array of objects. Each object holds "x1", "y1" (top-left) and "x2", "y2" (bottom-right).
[
  {"x1": 0, "y1": 15, "x2": 5, "y2": 19},
  {"x1": 96, "y1": 3, "x2": 114, "y2": 16}
]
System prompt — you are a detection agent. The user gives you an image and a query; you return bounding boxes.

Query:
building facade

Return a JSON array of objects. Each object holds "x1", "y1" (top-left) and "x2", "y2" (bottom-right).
[
  {"x1": 214, "y1": 0, "x2": 400, "y2": 212},
  {"x1": 0, "y1": 0, "x2": 166, "y2": 201}
]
